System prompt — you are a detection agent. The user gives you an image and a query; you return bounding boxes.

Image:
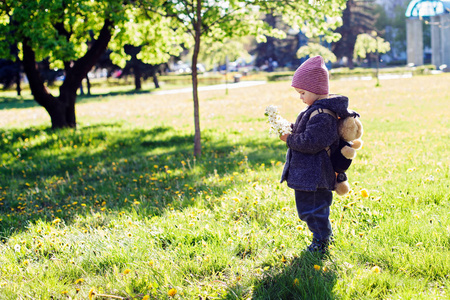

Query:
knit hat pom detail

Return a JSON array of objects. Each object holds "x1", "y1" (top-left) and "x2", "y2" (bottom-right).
[{"x1": 291, "y1": 56, "x2": 329, "y2": 95}]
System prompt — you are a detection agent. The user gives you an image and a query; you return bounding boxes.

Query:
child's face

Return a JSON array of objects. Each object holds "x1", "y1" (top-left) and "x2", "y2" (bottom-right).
[{"x1": 294, "y1": 88, "x2": 321, "y2": 106}]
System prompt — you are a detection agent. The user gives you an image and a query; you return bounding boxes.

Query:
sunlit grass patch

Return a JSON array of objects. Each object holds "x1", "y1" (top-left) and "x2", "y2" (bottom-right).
[{"x1": 0, "y1": 74, "x2": 449, "y2": 298}]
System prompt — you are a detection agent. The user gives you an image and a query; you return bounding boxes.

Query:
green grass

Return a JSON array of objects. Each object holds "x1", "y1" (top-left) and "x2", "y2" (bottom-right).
[{"x1": 0, "y1": 74, "x2": 449, "y2": 299}]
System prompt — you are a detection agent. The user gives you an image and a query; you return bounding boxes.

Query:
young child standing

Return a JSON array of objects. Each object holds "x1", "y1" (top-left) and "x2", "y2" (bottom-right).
[{"x1": 279, "y1": 55, "x2": 352, "y2": 254}]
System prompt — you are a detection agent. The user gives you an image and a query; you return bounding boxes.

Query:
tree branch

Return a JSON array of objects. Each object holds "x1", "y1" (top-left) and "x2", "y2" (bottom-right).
[
  {"x1": 53, "y1": 1, "x2": 72, "y2": 42},
  {"x1": 22, "y1": 39, "x2": 56, "y2": 108},
  {"x1": 61, "y1": 18, "x2": 113, "y2": 93},
  {"x1": 140, "y1": 1, "x2": 193, "y2": 36}
]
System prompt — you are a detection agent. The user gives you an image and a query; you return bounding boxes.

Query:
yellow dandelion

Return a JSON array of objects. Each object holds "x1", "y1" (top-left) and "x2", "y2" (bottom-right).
[
  {"x1": 143, "y1": 296, "x2": 150, "y2": 300},
  {"x1": 293, "y1": 278, "x2": 299, "y2": 286},
  {"x1": 360, "y1": 189, "x2": 369, "y2": 198},
  {"x1": 296, "y1": 225, "x2": 304, "y2": 231},
  {"x1": 168, "y1": 288, "x2": 177, "y2": 297},
  {"x1": 322, "y1": 266, "x2": 328, "y2": 272},
  {"x1": 88, "y1": 287, "x2": 96, "y2": 300},
  {"x1": 148, "y1": 260, "x2": 154, "y2": 266},
  {"x1": 23, "y1": 259, "x2": 30, "y2": 266},
  {"x1": 61, "y1": 291, "x2": 68, "y2": 294},
  {"x1": 52, "y1": 218, "x2": 61, "y2": 224},
  {"x1": 371, "y1": 266, "x2": 381, "y2": 273},
  {"x1": 75, "y1": 278, "x2": 84, "y2": 284},
  {"x1": 123, "y1": 269, "x2": 132, "y2": 275},
  {"x1": 281, "y1": 256, "x2": 287, "y2": 263},
  {"x1": 313, "y1": 265, "x2": 321, "y2": 271}
]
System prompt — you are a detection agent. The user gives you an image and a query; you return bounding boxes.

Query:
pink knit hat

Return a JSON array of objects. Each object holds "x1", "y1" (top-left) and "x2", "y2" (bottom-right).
[{"x1": 291, "y1": 55, "x2": 329, "y2": 95}]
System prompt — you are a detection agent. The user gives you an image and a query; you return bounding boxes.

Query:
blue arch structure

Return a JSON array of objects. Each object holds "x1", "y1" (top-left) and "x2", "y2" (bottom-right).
[
  {"x1": 405, "y1": 0, "x2": 450, "y2": 69},
  {"x1": 405, "y1": 0, "x2": 450, "y2": 18}
]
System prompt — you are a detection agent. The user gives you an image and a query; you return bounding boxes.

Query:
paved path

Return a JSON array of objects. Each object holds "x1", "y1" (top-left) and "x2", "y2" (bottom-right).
[{"x1": 152, "y1": 80, "x2": 267, "y2": 95}]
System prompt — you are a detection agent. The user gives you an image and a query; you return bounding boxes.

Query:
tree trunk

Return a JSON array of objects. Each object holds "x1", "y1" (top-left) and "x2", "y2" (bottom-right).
[
  {"x1": 48, "y1": 95, "x2": 76, "y2": 128},
  {"x1": 192, "y1": 2, "x2": 202, "y2": 158},
  {"x1": 16, "y1": 69, "x2": 21, "y2": 97},
  {"x1": 86, "y1": 74, "x2": 91, "y2": 95},
  {"x1": 153, "y1": 73, "x2": 160, "y2": 89},
  {"x1": 79, "y1": 82, "x2": 84, "y2": 96},
  {"x1": 134, "y1": 65, "x2": 142, "y2": 90},
  {"x1": 21, "y1": 19, "x2": 112, "y2": 129}
]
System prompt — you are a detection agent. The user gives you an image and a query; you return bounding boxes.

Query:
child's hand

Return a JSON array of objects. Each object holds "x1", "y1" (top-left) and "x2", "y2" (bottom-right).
[{"x1": 279, "y1": 134, "x2": 289, "y2": 142}]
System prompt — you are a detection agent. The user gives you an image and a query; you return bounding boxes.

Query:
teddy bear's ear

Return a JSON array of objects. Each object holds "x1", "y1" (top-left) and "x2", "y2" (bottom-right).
[
  {"x1": 354, "y1": 118, "x2": 363, "y2": 139},
  {"x1": 335, "y1": 181, "x2": 350, "y2": 195},
  {"x1": 351, "y1": 139, "x2": 363, "y2": 150},
  {"x1": 341, "y1": 145, "x2": 356, "y2": 159}
]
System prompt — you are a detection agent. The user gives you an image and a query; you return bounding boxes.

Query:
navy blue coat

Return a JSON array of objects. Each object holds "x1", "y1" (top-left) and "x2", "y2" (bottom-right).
[{"x1": 280, "y1": 95, "x2": 351, "y2": 191}]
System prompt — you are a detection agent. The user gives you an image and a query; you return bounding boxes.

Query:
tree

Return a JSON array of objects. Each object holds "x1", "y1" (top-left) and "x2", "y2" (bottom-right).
[
  {"x1": 120, "y1": 45, "x2": 164, "y2": 90},
  {"x1": 0, "y1": 59, "x2": 21, "y2": 95},
  {"x1": 196, "y1": 37, "x2": 252, "y2": 72},
  {"x1": 297, "y1": 43, "x2": 337, "y2": 64},
  {"x1": 354, "y1": 32, "x2": 390, "y2": 85},
  {"x1": 0, "y1": 1, "x2": 180, "y2": 129},
  {"x1": 107, "y1": 7, "x2": 186, "y2": 88},
  {"x1": 331, "y1": 0, "x2": 378, "y2": 68},
  {"x1": 252, "y1": 13, "x2": 300, "y2": 69},
  {"x1": 142, "y1": 0, "x2": 346, "y2": 157}
]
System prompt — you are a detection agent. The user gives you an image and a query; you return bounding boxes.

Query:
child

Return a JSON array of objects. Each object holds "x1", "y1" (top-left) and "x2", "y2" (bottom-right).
[{"x1": 279, "y1": 55, "x2": 352, "y2": 254}]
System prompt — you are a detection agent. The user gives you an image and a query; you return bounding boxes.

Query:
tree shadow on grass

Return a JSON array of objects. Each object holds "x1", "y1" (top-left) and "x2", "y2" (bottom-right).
[
  {"x1": 0, "y1": 96, "x2": 37, "y2": 110},
  {"x1": 226, "y1": 252, "x2": 338, "y2": 300},
  {"x1": 78, "y1": 88, "x2": 155, "y2": 100},
  {"x1": 0, "y1": 123, "x2": 284, "y2": 239}
]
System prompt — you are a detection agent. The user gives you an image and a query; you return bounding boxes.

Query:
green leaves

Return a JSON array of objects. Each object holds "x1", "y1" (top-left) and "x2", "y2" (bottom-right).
[
  {"x1": 297, "y1": 43, "x2": 337, "y2": 63},
  {"x1": 354, "y1": 32, "x2": 391, "y2": 59},
  {"x1": 0, "y1": 0, "x2": 128, "y2": 65},
  {"x1": 276, "y1": 0, "x2": 346, "y2": 42},
  {"x1": 108, "y1": 9, "x2": 187, "y2": 67}
]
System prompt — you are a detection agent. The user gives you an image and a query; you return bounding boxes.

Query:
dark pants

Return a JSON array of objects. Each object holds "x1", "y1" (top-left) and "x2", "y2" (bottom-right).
[{"x1": 295, "y1": 189, "x2": 333, "y2": 241}]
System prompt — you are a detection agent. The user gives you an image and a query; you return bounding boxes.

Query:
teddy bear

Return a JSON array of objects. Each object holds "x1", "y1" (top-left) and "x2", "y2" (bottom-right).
[{"x1": 331, "y1": 116, "x2": 364, "y2": 196}]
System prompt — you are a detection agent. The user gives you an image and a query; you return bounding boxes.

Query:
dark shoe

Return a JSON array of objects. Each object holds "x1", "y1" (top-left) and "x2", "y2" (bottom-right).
[{"x1": 307, "y1": 238, "x2": 332, "y2": 254}]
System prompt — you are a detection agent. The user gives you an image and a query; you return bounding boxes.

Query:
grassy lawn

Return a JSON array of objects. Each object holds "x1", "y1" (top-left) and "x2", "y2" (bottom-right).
[{"x1": 0, "y1": 74, "x2": 449, "y2": 299}]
